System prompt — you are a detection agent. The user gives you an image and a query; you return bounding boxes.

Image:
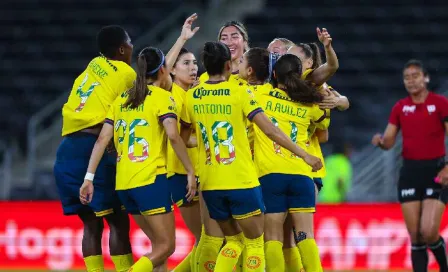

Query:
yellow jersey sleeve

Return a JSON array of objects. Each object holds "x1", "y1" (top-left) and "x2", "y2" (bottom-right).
[
  {"x1": 157, "y1": 92, "x2": 178, "y2": 122},
  {"x1": 301, "y1": 68, "x2": 314, "y2": 80},
  {"x1": 62, "y1": 57, "x2": 136, "y2": 136},
  {"x1": 199, "y1": 72, "x2": 209, "y2": 83},
  {"x1": 241, "y1": 87, "x2": 263, "y2": 121},
  {"x1": 311, "y1": 107, "x2": 330, "y2": 130}
]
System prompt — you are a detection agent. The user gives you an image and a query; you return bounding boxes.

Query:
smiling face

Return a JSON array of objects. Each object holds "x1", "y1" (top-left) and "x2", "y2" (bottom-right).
[
  {"x1": 219, "y1": 26, "x2": 246, "y2": 62},
  {"x1": 172, "y1": 52, "x2": 198, "y2": 87}
]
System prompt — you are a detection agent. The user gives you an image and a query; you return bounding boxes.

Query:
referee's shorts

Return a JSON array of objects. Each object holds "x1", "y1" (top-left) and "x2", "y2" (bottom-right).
[{"x1": 398, "y1": 157, "x2": 448, "y2": 204}]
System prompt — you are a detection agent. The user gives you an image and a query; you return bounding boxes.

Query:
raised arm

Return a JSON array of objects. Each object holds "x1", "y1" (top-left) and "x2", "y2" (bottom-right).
[
  {"x1": 307, "y1": 28, "x2": 339, "y2": 86},
  {"x1": 166, "y1": 13, "x2": 200, "y2": 71}
]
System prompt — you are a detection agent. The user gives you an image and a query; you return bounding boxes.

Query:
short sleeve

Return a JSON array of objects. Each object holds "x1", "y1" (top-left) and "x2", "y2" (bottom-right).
[
  {"x1": 115, "y1": 67, "x2": 136, "y2": 98},
  {"x1": 438, "y1": 95, "x2": 448, "y2": 122},
  {"x1": 311, "y1": 106, "x2": 330, "y2": 130},
  {"x1": 241, "y1": 87, "x2": 263, "y2": 121},
  {"x1": 180, "y1": 97, "x2": 192, "y2": 128},
  {"x1": 388, "y1": 101, "x2": 401, "y2": 127},
  {"x1": 105, "y1": 99, "x2": 116, "y2": 125},
  {"x1": 158, "y1": 93, "x2": 177, "y2": 122},
  {"x1": 301, "y1": 68, "x2": 314, "y2": 80}
]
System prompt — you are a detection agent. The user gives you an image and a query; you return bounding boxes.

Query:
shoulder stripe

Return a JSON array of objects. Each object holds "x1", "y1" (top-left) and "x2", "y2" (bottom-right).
[
  {"x1": 315, "y1": 109, "x2": 327, "y2": 123},
  {"x1": 180, "y1": 119, "x2": 192, "y2": 128},
  {"x1": 105, "y1": 118, "x2": 114, "y2": 125},
  {"x1": 247, "y1": 108, "x2": 263, "y2": 121},
  {"x1": 159, "y1": 113, "x2": 177, "y2": 122}
]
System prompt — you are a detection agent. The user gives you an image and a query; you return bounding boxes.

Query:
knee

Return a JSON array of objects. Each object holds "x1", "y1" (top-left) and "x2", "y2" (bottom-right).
[
  {"x1": 162, "y1": 239, "x2": 176, "y2": 258},
  {"x1": 420, "y1": 225, "x2": 439, "y2": 244},
  {"x1": 407, "y1": 229, "x2": 421, "y2": 244},
  {"x1": 83, "y1": 219, "x2": 104, "y2": 239}
]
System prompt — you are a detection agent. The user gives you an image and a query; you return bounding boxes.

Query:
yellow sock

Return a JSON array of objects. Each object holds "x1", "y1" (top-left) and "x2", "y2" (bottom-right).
[
  {"x1": 190, "y1": 246, "x2": 197, "y2": 271},
  {"x1": 196, "y1": 231, "x2": 224, "y2": 272},
  {"x1": 111, "y1": 254, "x2": 134, "y2": 272},
  {"x1": 283, "y1": 247, "x2": 304, "y2": 272},
  {"x1": 264, "y1": 240, "x2": 284, "y2": 272},
  {"x1": 194, "y1": 226, "x2": 206, "y2": 272},
  {"x1": 130, "y1": 256, "x2": 153, "y2": 272},
  {"x1": 84, "y1": 255, "x2": 104, "y2": 272},
  {"x1": 234, "y1": 233, "x2": 246, "y2": 272},
  {"x1": 244, "y1": 234, "x2": 265, "y2": 272},
  {"x1": 297, "y1": 238, "x2": 322, "y2": 272},
  {"x1": 214, "y1": 233, "x2": 244, "y2": 272},
  {"x1": 174, "y1": 246, "x2": 196, "y2": 272}
]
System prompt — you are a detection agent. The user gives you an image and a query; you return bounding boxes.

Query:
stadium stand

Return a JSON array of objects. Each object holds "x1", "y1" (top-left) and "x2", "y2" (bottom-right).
[{"x1": 243, "y1": 0, "x2": 448, "y2": 147}]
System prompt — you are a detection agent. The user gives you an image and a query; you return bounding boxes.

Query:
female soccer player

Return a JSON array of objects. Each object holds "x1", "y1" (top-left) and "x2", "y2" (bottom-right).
[
  {"x1": 53, "y1": 25, "x2": 135, "y2": 272},
  {"x1": 199, "y1": 21, "x2": 249, "y2": 86},
  {"x1": 180, "y1": 41, "x2": 322, "y2": 272},
  {"x1": 243, "y1": 49, "x2": 329, "y2": 271},
  {"x1": 289, "y1": 42, "x2": 349, "y2": 193},
  {"x1": 159, "y1": 14, "x2": 204, "y2": 272},
  {"x1": 267, "y1": 38, "x2": 294, "y2": 55},
  {"x1": 372, "y1": 60, "x2": 448, "y2": 272},
  {"x1": 80, "y1": 47, "x2": 197, "y2": 272}
]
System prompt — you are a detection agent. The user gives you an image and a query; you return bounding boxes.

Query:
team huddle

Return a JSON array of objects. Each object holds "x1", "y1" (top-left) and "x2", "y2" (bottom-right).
[{"x1": 54, "y1": 13, "x2": 349, "y2": 272}]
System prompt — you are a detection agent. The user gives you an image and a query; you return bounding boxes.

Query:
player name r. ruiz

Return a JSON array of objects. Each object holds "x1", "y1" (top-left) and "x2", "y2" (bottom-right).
[{"x1": 193, "y1": 87, "x2": 230, "y2": 99}]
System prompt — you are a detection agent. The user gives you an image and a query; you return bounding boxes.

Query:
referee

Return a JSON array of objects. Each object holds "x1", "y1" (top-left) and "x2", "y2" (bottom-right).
[{"x1": 372, "y1": 60, "x2": 448, "y2": 272}]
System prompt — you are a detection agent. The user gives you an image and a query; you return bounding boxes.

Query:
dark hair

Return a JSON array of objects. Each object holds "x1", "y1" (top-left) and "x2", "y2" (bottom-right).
[
  {"x1": 218, "y1": 21, "x2": 249, "y2": 51},
  {"x1": 273, "y1": 54, "x2": 322, "y2": 104},
  {"x1": 124, "y1": 47, "x2": 165, "y2": 109},
  {"x1": 404, "y1": 59, "x2": 428, "y2": 76},
  {"x1": 174, "y1": 48, "x2": 190, "y2": 67},
  {"x1": 97, "y1": 25, "x2": 128, "y2": 58},
  {"x1": 297, "y1": 43, "x2": 322, "y2": 69},
  {"x1": 201, "y1": 42, "x2": 231, "y2": 76},
  {"x1": 245, "y1": 47, "x2": 280, "y2": 82}
]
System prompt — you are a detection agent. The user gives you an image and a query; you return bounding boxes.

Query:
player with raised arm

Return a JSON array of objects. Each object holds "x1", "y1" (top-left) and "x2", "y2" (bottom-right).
[
  {"x1": 163, "y1": 13, "x2": 203, "y2": 272},
  {"x1": 80, "y1": 47, "x2": 196, "y2": 272},
  {"x1": 53, "y1": 25, "x2": 135, "y2": 272},
  {"x1": 180, "y1": 41, "x2": 322, "y2": 272}
]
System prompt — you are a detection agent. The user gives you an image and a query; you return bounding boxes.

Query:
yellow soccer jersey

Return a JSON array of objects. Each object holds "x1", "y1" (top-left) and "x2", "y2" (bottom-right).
[
  {"x1": 253, "y1": 87, "x2": 330, "y2": 178},
  {"x1": 199, "y1": 72, "x2": 247, "y2": 86},
  {"x1": 166, "y1": 83, "x2": 199, "y2": 177},
  {"x1": 105, "y1": 85, "x2": 177, "y2": 190},
  {"x1": 181, "y1": 81, "x2": 263, "y2": 191},
  {"x1": 247, "y1": 83, "x2": 274, "y2": 155},
  {"x1": 307, "y1": 117, "x2": 330, "y2": 178},
  {"x1": 62, "y1": 56, "x2": 136, "y2": 136}
]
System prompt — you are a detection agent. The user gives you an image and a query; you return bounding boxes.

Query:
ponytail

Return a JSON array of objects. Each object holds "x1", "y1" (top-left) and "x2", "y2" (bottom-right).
[
  {"x1": 282, "y1": 71, "x2": 322, "y2": 103},
  {"x1": 124, "y1": 54, "x2": 148, "y2": 109},
  {"x1": 307, "y1": 42, "x2": 322, "y2": 69},
  {"x1": 123, "y1": 47, "x2": 165, "y2": 109}
]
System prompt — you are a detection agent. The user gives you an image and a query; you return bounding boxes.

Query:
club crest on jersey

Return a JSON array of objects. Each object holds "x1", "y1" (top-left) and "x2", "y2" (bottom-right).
[
  {"x1": 427, "y1": 105, "x2": 436, "y2": 114},
  {"x1": 402, "y1": 105, "x2": 416, "y2": 114},
  {"x1": 193, "y1": 87, "x2": 230, "y2": 99}
]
